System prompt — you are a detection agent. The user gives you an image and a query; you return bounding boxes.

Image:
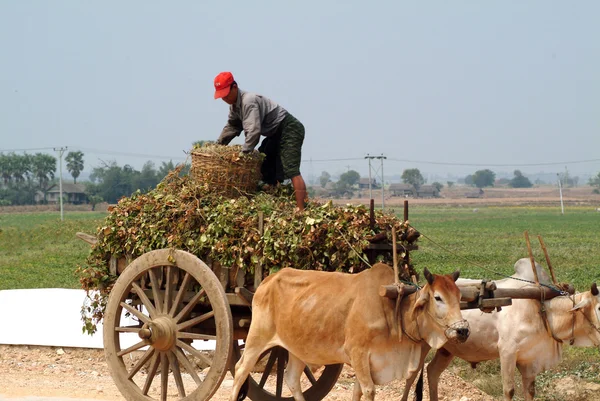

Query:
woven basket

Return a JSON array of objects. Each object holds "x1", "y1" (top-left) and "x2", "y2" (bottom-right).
[{"x1": 190, "y1": 145, "x2": 263, "y2": 198}]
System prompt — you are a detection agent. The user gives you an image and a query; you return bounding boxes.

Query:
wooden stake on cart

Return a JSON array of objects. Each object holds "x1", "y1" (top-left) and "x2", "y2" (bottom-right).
[
  {"x1": 392, "y1": 227, "x2": 399, "y2": 284},
  {"x1": 254, "y1": 211, "x2": 264, "y2": 290},
  {"x1": 538, "y1": 235, "x2": 558, "y2": 285},
  {"x1": 524, "y1": 231, "x2": 541, "y2": 285}
]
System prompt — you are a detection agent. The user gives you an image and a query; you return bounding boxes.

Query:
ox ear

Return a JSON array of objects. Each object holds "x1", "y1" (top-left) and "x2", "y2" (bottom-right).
[
  {"x1": 451, "y1": 270, "x2": 460, "y2": 282},
  {"x1": 591, "y1": 283, "x2": 598, "y2": 296},
  {"x1": 424, "y1": 267, "x2": 434, "y2": 286},
  {"x1": 415, "y1": 289, "x2": 430, "y2": 310},
  {"x1": 570, "y1": 297, "x2": 591, "y2": 312}
]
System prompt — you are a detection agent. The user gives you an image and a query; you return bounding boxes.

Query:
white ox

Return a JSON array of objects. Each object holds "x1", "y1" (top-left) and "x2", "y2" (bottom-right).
[
  {"x1": 401, "y1": 258, "x2": 600, "y2": 401},
  {"x1": 230, "y1": 263, "x2": 470, "y2": 401}
]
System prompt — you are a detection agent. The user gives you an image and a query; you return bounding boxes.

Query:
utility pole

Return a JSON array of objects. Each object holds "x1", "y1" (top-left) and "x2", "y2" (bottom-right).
[
  {"x1": 365, "y1": 154, "x2": 387, "y2": 209},
  {"x1": 54, "y1": 146, "x2": 67, "y2": 221},
  {"x1": 366, "y1": 155, "x2": 373, "y2": 199},
  {"x1": 557, "y1": 173, "x2": 564, "y2": 215}
]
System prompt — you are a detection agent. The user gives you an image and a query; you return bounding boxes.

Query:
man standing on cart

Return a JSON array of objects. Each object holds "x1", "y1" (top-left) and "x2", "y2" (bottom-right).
[{"x1": 213, "y1": 71, "x2": 308, "y2": 211}]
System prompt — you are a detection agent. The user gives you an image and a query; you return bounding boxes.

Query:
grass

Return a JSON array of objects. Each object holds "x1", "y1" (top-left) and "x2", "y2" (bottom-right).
[
  {"x1": 394, "y1": 205, "x2": 600, "y2": 290},
  {"x1": 0, "y1": 211, "x2": 106, "y2": 290}
]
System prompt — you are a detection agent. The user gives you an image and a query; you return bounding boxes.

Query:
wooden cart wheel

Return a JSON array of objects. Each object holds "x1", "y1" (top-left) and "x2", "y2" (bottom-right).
[
  {"x1": 233, "y1": 343, "x2": 343, "y2": 401},
  {"x1": 103, "y1": 249, "x2": 233, "y2": 401}
]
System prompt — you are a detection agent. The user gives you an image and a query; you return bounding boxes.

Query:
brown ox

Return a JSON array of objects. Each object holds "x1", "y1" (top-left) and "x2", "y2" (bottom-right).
[
  {"x1": 402, "y1": 258, "x2": 600, "y2": 401},
  {"x1": 230, "y1": 263, "x2": 469, "y2": 401}
]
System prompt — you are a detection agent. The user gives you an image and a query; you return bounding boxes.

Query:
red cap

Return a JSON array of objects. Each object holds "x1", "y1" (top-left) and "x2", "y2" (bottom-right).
[{"x1": 214, "y1": 71, "x2": 235, "y2": 99}]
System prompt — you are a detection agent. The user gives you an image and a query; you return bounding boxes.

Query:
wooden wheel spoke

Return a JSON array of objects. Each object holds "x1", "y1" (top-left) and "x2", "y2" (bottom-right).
[
  {"x1": 167, "y1": 350, "x2": 186, "y2": 398},
  {"x1": 174, "y1": 288, "x2": 206, "y2": 323},
  {"x1": 177, "y1": 310, "x2": 215, "y2": 331},
  {"x1": 276, "y1": 351, "x2": 285, "y2": 398},
  {"x1": 259, "y1": 351, "x2": 278, "y2": 388},
  {"x1": 120, "y1": 302, "x2": 150, "y2": 324},
  {"x1": 115, "y1": 326, "x2": 142, "y2": 333},
  {"x1": 148, "y1": 268, "x2": 164, "y2": 315},
  {"x1": 142, "y1": 352, "x2": 160, "y2": 395},
  {"x1": 132, "y1": 282, "x2": 157, "y2": 318},
  {"x1": 117, "y1": 340, "x2": 148, "y2": 357},
  {"x1": 174, "y1": 346, "x2": 203, "y2": 385},
  {"x1": 169, "y1": 272, "x2": 192, "y2": 316},
  {"x1": 178, "y1": 332, "x2": 216, "y2": 341},
  {"x1": 160, "y1": 353, "x2": 168, "y2": 401},
  {"x1": 164, "y1": 266, "x2": 174, "y2": 314},
  {"x1": 176, "y1": 339, "x2": 212, "y2": 367},
  {"x1": 127, "y1": 348, "x2": 155, "y2": 380},
  {"x1": 303, "y1": 366, "x2": 317, "y2": 385}
]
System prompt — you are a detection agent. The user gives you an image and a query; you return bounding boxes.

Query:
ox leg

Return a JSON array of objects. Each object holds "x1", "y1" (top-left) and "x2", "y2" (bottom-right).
[
  {"x1": 230, "y1": 340, "x2": 270, "y2": 401},
  {"x1": 499, "y1": 351, "x2": 517, "y2": 401},
  {"x1": 284, "y1": 352, "x2": 307, "y2": 401},
  {"x1": 351, "y1": 351, "x2": 376, "y2": 401},
  {"x1": 352, "y1": 378, "x2": 363, "y2": 401},
  {"x1": 517, "y1": 364, "x2": 536, "y2": 401},
  {"x1": 426, "y1": 348, "x2": 454, "y2": 401},
  {"x1": 401, "y1": 343, "x2": 430, "y2": 401}
]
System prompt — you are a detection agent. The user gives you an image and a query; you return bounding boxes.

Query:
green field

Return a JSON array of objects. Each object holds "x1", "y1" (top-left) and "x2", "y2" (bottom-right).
[
  {"x1": 398, "y1": 205, "x2": 600, "y2": 290},
  {"x1": 0, "y1": 212, "x2": 106, "y2": 290}
]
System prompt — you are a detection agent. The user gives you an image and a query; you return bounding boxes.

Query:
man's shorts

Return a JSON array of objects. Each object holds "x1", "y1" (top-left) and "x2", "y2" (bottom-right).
[
  {"x1": 258, "y1": 113, "x2": 305, "y2": 184},
  {"x1": 279, "y1": 113, "x2": 305, "y2": 179}
]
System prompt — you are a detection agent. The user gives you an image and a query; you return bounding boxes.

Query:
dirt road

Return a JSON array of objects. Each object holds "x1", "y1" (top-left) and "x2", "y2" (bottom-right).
[{"x1": 0, "y1": 345, "x2": 495, "y2": 401}]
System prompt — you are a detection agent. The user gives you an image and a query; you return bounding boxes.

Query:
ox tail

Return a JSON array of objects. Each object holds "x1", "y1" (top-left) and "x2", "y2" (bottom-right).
[
  {"x1": 237, "y1": 378, "x2": 250, "y2": 401},
  {"x1": 414, "y1": 366, "x2": 424, "y2": 401}
]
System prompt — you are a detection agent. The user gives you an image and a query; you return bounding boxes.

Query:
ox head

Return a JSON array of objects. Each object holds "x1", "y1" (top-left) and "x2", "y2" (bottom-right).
[
  {"x1": 414, "y1": 268, "x2": 469, "y2": 349},
  {"x1": 569, "y1": 283, "x2": 600, "y2": 346}
]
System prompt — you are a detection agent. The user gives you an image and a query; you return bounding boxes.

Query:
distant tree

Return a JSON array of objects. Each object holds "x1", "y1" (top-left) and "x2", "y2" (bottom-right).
[
  {"x1": 472, "y1": 169, "x2": 495, "y2": 188},
  {"x1": 158, "y1": 160, "x2": 176, "y2": 180},
  {"x1": 0, "y1": 153, "x2": 14, "y2": 185},
  {"x1": 84, "y1": 182, "x2": 103, "y2": 211},
  {"x1": 495, "y1": 178, "x2": 510, "y2": 186},
  {"x1": 11, "y1": 153, "x2": 32, "y2": 184},
  {"x1": 446, "y1": 181, "x2": 454, "y2": 188},
  {"x1": 338, "y1": 170, "x2": 360, "y2": 187},
  {"x1": 589, "y1": 172, "x2": 600, "y2": 194},
  {"x1": 432, "y1": 182, "x2": 443, "y2": 192},
  {"x1": 319, "y1": 171, "x2": 331, "y2": 188},
  {"x1": 90, "y1": 161, "x2": 136, "y2": 203},
  {"x1": 65, "y1": 151, "x2": 84, "y2": 184},
  {"x1": 401, "y1": 168, "x2": 425, "y2": 190},
  {"x1": 31, "y1": 153, "x2": 57, "y2": 200},
  {"x1": 464, "y1": 175, "x2": 474, "y2": 186},
  {"x1": 133, "y1": 161, "x2": 160, "y2": 192},
  {"x1": 509, "y1": 170, "x2": 533, "y2": 188}
]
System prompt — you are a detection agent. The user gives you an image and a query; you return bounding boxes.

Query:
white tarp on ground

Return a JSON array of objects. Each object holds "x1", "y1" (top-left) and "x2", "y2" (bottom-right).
[{"x1": 0, "y1": 288, "x2": 215, "y2": 350}]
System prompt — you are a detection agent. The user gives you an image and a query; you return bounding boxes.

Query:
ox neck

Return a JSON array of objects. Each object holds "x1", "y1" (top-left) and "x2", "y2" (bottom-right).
[
  {"x1": 545, "y1": 293, "x2": 588, "y2": 344},
  {"x1": 398, "y1": 291, "x2": 423, "y2": 343}
]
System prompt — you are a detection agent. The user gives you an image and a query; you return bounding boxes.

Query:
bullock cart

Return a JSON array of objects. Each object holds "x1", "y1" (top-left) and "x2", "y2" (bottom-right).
[{"x1": 77, "y1": 199, "x2": 418, "y2": 401}]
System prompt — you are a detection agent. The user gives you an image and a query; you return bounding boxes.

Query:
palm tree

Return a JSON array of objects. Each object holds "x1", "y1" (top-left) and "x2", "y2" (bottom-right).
[
  {"x1": 31, "y1": 153, "x2": 56, "y2": 200},
  {"x1": 12, "y1": 153, "x2": 32, "y2": 184},
  {"x1": 65, "y1": 151, "x2": 84, "y2": 184}
]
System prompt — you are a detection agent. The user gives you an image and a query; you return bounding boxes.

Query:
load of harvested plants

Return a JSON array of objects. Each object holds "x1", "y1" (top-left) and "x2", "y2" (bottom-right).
[{"x1": 78, "y1": 146, "x2": 416, "y2": 334}]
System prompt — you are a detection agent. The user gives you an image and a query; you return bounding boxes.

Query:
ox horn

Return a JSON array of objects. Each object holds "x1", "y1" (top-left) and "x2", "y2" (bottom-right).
[
  {"x1": 451, "y1": 270, "x2": 460, "y2": 282},
  {"x1": 592, "y1": 283, "x2": 598, "y2": 296},
  {"x1": 424, "y1": 267, "x2": 434, "y2": 285}
]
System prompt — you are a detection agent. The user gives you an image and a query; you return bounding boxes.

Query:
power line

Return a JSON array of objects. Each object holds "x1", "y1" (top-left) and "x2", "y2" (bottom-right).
[
  {"x1": 72, "y1": 147, "x2": 186, "y2": 160},
  {"x1": 386, "y1": 157, "x2": 600, "y2": 167},
  {"x1": 3, "y1": 146, "x2": 600, "y2": 168},
  {"x1": 0, "y1": 147, "x2": 56, "y2": 152}
]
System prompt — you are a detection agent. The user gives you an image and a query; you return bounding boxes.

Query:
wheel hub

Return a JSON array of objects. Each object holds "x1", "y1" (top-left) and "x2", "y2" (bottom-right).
[{"x1": 139, "y1": 315, "x2": 177, "y2": 351}]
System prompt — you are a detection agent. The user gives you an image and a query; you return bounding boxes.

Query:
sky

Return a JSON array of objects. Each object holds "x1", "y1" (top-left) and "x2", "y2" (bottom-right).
[{"x1": 1, "y1": 1, "x2": 599, "y2": 183}]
